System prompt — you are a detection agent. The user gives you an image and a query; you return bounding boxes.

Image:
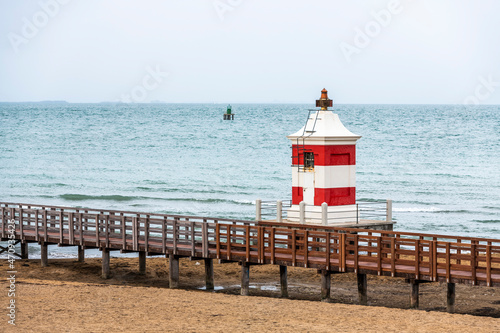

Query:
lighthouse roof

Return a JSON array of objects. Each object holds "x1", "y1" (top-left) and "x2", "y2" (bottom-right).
[{"x1": 287, "y1": 110, "x2": 361, "y2": 144}]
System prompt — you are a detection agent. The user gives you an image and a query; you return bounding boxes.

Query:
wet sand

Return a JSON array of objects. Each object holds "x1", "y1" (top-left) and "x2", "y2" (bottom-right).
[{"x1": 1, "y1": 257, "x2": 499, "y2": 332}]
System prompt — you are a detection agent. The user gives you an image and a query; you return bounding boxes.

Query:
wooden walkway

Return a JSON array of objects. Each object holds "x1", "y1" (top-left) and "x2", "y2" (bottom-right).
[{"x1": 1, "y1": 202, "x2": 499, "y2": 310}]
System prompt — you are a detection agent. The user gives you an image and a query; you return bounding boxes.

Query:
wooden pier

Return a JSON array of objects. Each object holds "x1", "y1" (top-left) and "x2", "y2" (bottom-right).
[{"x1": 1, "y1": 202, "x2": 499, "y2": 312}]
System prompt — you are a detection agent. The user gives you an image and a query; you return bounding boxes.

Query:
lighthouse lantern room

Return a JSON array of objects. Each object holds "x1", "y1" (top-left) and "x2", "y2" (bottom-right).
[{"x1": 286, "y1": 89, "x2": 361, "y2": 225}]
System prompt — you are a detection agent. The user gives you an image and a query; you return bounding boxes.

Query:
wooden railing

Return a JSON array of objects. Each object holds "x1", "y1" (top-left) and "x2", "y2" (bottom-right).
[
  {"x1": 216, "y1": 224, "x2": 500, "y2": 287},
  {"x1": 1, "y1": 202, "x2": 499, "y2": 287}
]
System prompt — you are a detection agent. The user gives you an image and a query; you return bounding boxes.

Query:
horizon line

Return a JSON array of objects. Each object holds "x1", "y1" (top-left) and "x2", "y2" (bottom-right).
[{"x1": 1, "y1": 101, "x2": 499, "y2": 106}]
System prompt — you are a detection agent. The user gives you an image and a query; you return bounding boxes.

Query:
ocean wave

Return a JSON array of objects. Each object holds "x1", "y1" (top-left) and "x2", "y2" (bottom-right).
[
  {"x1": 393, "y1": 200, "x2": 439, "y2": 206},
  {"x1": 166, "y1": 197, "x2": 254, "y2": 206},
  {"x1": 473, "y1": 219, "x2": 500, "y2": 224},
  {"x1": 357, "y1": 198, "x2": 387, "y2": 203},
  {"x1": 60, "y1": 194, "x2": 138, "y2": 201},
  {"x1": 394, "y1": 207, "x2": 473, "y2": 213},
  {"x1": 134, "y1": 186, "x2": 252, "y2": 195},
  {"x1": 57, "y1": 193, "x2": 253, "y2": 206},
  {"x1": 393, "y1": 207, "x2": 440, "y2": 213},
  {"x1": 34, "y1": 182, "x2": 69, "y2": 188},
  {"x1": 434, "y1": 209, "x2": 473, "y2": 214}
]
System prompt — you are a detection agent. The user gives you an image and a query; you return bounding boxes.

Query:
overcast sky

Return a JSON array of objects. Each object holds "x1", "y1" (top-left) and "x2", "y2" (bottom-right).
[{"x1": 1, "y1": 0, "x2": 499, "y2": 104}]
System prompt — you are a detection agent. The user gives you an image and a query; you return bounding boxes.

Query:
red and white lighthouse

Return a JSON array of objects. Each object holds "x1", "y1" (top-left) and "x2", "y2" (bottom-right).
[{"x1": 287, "y1": 89, "x2": 361, "y2": 224}]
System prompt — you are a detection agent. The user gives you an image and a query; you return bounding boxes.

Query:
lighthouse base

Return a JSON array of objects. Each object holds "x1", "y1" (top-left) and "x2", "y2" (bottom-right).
[{"x1": 287, "y1": 204, "x2": 359, "y2": 225}]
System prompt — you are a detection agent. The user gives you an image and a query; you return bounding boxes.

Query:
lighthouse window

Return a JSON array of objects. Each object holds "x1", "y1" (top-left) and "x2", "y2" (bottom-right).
[{"x1": 304, "y1": 152, "x2": 314, "y2": 169}]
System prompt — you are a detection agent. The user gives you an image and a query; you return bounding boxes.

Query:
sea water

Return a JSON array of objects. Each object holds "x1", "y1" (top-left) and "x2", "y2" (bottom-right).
[{"x1": 0, "y1": 103, "x2": 499, "y2": 256}]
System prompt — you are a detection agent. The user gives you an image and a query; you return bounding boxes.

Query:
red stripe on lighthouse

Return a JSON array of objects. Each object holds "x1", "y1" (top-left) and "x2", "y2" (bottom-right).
[
  {"x1": 292, "y1": 186, "x2": 303, "y2": 205},
  {"x1": 314, "y1": 187, "x2": 355, "y2": 206},
  {"x1": 292, "y1": 145, "x2": 355, "y2": 166},
  {"x1": 292, "y1": 186, "x2": 356, "y2": 206}
]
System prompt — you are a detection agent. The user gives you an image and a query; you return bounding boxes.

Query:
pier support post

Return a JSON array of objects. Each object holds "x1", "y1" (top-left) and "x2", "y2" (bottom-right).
[
  {"x1": 447, "y1": 282, "x2": 456, "y2": 313},
  {"x1": 410, "y1": 280, "x2": 419, "y2": 309},
  {"x1": 280, "y1": 265, "x2": 288, "y2": 298},
  {"x1": 204, "y1": 258, "x2": 214, "y2": 291},
  {"x1": 241, "y1": 262, "x2": 250, "y2": 296},
  {"x1": 21, "y1": 242, "x2": 29, "y2": 259},
  {"x1": 102, "y1": 248, "x2": 110, "y2": 279},
  {"x1": 357, "y1": 273, "x2": 368, "y2": 305},
  {"x1": 40, "y1": 242, "x2": 48, "y2": 267},
  {"x1": 169, "y1": 254, "x2": 179, "y2": 289},
  {"x1": 77, "y1": 246, "x2": 85, "y2": 262},
  {"x1": 139, "y1": 251, "x2": 146, "y2": 275},
  {"x1": 320, "y1": 270, "x2": 331, "y2": 302}
]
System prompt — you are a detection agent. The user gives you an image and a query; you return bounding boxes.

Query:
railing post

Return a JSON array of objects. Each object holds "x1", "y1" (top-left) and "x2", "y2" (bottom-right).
[
  {"x1": 202, "y1": 222, "x2": 209, "y2": 257},
  {"x1": 276, "y1": 200, "x2": 282, "y2": 222},
  {"x1": 35, "y1": 209, "x2": 39, "y2": 242},
  {"x1": 216, "y1": 223, "x2": 221, "y2": 259},
  {"x1": 471, "y1": 242, "x2": 477, "y2": 285},
  {"x1": 299, "y1": 201, "x2": 306, "y2": 224},
  {"x1": 390, "y1": 237, "x2": 396, "y2": 277},
  {"x1": 415, "y1": 239, "x2": 420, "y2": 280},
  {"x1": 486, "y1": 245, "x2": 492, "y2": 287},
  {"x1": 173, "y1": 218, "x2": 178, "y2": 255},
  {"x1": 386, "y1": 199, "x2": 393, "y2": 222},
  {"x1": 446, "y1": 242, "x2": 451, "y2": 283},
  {"x1": 19, "y1": 208, "x2": 23, "y2": 239},
  {"x1": 226, "y1": 225, "x2": 231, "y2": 261},
  {"x1": 356, "y1": 203, "x2": 359, "y2": 224},
  {"x1": 95, "y1": 214, "x2": 100, "y2": 248},
  {"x1": 433, "y1": 240, "x2": 438, "y2": 281},
  {"x1": 122, "y1": 215, "x2": 127, "y2": 250},
  {"x1": 69, "y1": 212, "x2": 74, "y2": 245},
  {"x1": 255, "y1": 199, "x2": 262, "y2": 221},
  {"x1": 321, "y1": 202, "x2": 328, "y2": 226},
  {"x1": 245, "y1": 226, "x2": 250, "y2": 261},
  {"x1": 340, "y1": 233, "x2": 346, "y2": 272},
  {"x1": 1, "y1": 207, "x2": 5, "y2": 238}
]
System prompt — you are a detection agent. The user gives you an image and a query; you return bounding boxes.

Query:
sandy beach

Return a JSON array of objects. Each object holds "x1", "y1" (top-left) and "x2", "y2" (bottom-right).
[{"x1": 1, "y1": 257, "x2": 499, "y2": 332}]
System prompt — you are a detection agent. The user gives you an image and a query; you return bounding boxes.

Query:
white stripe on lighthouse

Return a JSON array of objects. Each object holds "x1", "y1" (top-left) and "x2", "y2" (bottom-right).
[
  {"x1": 292, "y1": 165, "x2": 356, "y2": 189},
  {"x1": 314, "y1": 165, "x2": 356, "y2": 188}
]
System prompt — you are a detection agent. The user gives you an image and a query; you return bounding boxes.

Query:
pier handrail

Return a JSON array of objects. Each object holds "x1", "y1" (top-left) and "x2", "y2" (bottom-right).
[
  {"x1": 0, "y1": 201, "x2": 257, "y2": 226},
  {"x1": 258, "y1": 220, "x2": 500, "y2": 245},
  {"x1": 256, "y1": 199, "x2": 392, "y2": 224}
]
